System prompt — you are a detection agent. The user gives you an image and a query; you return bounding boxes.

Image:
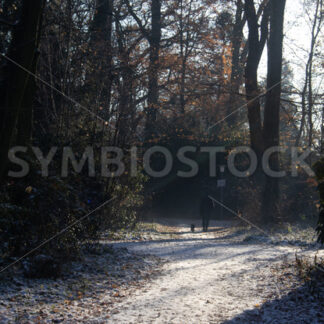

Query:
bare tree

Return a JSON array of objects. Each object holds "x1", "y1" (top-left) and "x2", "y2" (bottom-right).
[
  {"x1": 295, "y1": 0, "x2": 323, "y2": 147},
  {"x1": 126, "y1": 0, "x2": 161, "y2": 140}
]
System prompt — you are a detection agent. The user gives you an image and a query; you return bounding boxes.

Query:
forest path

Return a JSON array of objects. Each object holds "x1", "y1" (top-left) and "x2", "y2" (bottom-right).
[{"x1": 107, "y1": 219, "x2": 312, "y2": 323}]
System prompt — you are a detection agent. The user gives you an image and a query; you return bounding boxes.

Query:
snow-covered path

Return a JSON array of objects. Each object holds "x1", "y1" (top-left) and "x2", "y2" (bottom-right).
[
  {"x1": 108, "y1": 219, "x2": 309, "y2": 323},
  {"x1": 2, "y1": 219, "x2": 322, "y2": 323}
]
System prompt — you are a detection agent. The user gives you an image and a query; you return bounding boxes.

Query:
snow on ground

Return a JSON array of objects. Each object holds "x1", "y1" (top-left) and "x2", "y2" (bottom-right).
[
  {"x1": 0, "y1": 245, "x2": 163, "y2": 323},
  {"x1": 107, "y1": 219, "x2": 324, "y2": 324},
  {"x1": 0, "y1": 218, "x2": 323, "y2": 323}
]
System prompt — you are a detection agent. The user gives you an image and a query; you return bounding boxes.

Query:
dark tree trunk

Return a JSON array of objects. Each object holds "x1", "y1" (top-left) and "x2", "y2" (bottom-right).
[
  {"x1": 321, "y1": 104, "x2": 324, "y2": 153},
  {"x1": 231, "y1": 0, "x2": 245, "y2": 91},
  {"x1": 114, "y1": 12, "x2": 134, "y2": 147},
  {"x1": 126, "y1": 0, "x2": 161, "y2": 141},
  {"x1": 87, "y1": 0, "x2": 114, "y2": 137},
  {"x1": 263, "y1": 0, "x2": 286, "y2": 151},
  {"x1": 146, "y1": 0, "x2": 161, "y2": 140},
  {"x1": 244, "y1": 0, "x2": 286, "y2": 223},
  {"x1": 227, "y1": 0, "x2": 245, "y2": 125},
  {"x1": 0, "y1": 0, "x2": 45, "y2": 181},
  {"x1": 179, "y1": 0, "x2": 186, "y2": 115},
  {"x1": 244, "y1": 0, "x2": 269, "y2": 157},
  {"x1": 262, "y1": 0, "x2": 286, "y2": 223},
  {"x1": 295, "y1": 81, "x2": 307, "y2": 147},
  {"x1": 16, "y1": 52, "x2": 39, "y2": 146}
]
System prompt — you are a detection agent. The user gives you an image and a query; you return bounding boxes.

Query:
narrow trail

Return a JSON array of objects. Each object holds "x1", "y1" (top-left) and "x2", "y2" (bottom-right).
[{"x1": 108, "y1": 219, "x2": 314, "y2": 324}]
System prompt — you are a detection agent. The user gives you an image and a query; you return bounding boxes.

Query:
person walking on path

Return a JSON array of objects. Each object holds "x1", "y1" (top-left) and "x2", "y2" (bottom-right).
[{"x1": 200, "y1": 194, "x2": 214, "y2": 232}]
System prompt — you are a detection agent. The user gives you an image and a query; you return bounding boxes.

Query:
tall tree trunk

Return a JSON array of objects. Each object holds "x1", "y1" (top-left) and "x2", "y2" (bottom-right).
[
  {"x1": 295, "y1": 81, "x2": 307, "y2": 147},
  {"x1": 0, "y1": 0, "x2": 45, "y2": 181},
  {"x1": 146, "y1": 0, "x2": 161, "y2": 140},
  {"x1": 321, "y1": 104, "x2": 324, "y2": 153},
  {"x1": 227, "y1": 0, "x2": 245, "y2": 125},
  {"x1": 231, "y1": 0, "x2": 245, "y2": 91},
  {"x1": 262, "y1": 0, "x2": 286, "y2": 223},
  {"x1": 16, "y1": 52, "x2": 39, "y2": 145},
  {"x1": 263, "y1": 0, "x2": 286, "y2": 151},
  {"x1": 295, "y1": 0, "x2": 323, "y2": 147},
  {"x1": 307, "y1": 58, "x2": 314, "y2": 147},
  {"x1": 307, "y1": 0, "x2": 322, "y2": 147},
  {"x1": 244, "y1": 0, "x2": 270, "y2": 157},
  {"x1": 179, "y1": 0, "x2": 186, "y2": 114},
  {"x1": 126, "y1": 0, "x2": 161, "y2": 141},
  {"x1": 87, "y1": 0, "x2": 114, "y2": 138},
  {"x1": 114, "y1": 11, "x2": 134, "y2": 147}
]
